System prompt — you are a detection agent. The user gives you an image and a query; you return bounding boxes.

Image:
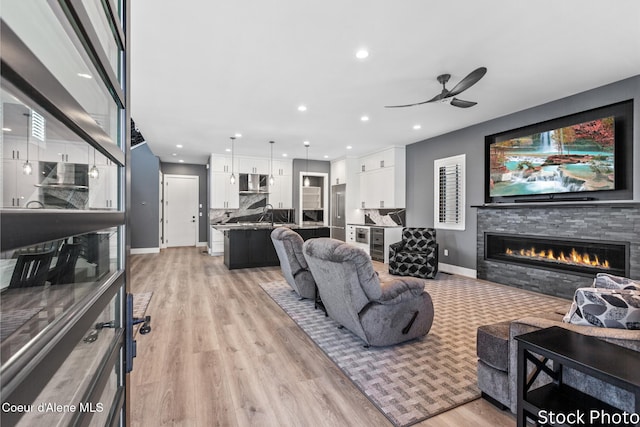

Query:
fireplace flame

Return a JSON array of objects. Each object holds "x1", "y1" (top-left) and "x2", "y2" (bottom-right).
[{"x1": 504, "y1": 245, "x2": 610, "y2": 270}]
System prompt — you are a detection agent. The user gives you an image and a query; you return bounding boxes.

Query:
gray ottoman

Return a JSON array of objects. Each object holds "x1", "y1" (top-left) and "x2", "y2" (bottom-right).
[{"x1": 476, "y1": 321, "x2": 511, "y2": 409}]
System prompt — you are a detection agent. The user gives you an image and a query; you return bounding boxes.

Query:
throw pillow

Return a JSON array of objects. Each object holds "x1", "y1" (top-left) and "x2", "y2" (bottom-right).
[
  {"x1": 592, "y1": 273, "x2": 640, "y2": 291},
  {"x1": 563, "y1": 287, "x2": 640, "y2": 330}
]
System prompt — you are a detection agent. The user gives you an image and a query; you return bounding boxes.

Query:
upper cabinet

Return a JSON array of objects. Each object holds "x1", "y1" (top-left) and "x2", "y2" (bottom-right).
[
  {"x1": 210, "y1": 154, "x2": 236, "y2": 173},
  {"x1": 238, "y1": 156, "x2": 269, "y2": 174},
  {"x1": 331, "y1": 159, "x2": 347, "y2": 185},
  {"x1": 271, "y1": 158, "x2": 292, "y2": 176},
  {"x1": 269, "y1": 175, "x2": 293, "y2": 209},
  {"x1": 358, "y1": 147, "x2": 405, "y2": 209}
]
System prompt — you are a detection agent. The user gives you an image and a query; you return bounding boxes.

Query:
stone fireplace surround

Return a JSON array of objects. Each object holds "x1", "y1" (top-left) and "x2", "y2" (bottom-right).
[{"x1": 476, "y1": 202, "x2": 640, "y2": 299}]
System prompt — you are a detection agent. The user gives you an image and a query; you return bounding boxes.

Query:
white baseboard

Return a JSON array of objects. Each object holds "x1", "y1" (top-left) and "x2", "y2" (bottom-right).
[
  {"x1": 131, "y1": 247, "x2": 160, "y2": 254},
  {"x1": 438, "y1": 262, "x2": 477, "y2": 278},
  {"x1": 196, "y1": 241, "x2": 207, "y2": 247}
]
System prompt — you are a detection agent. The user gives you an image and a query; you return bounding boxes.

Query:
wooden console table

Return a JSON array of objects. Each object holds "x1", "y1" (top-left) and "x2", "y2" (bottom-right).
[{"x1": 515, "y1": 326, "x2": 640, "y2": 427}]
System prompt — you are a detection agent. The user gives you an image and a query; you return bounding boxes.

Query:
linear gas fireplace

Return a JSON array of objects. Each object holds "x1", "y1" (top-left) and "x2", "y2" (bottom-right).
[{"x1": 485, "y1": 233, "x2": 629, "y2": 277}]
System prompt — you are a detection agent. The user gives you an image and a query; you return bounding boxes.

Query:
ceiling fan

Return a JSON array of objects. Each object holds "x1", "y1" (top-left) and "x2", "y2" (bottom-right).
[{"x1": 385, "y1": 67, "x2": 487, "y2": 109}]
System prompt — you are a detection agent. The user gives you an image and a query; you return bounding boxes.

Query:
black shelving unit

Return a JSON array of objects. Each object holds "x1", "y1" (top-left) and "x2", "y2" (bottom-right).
[{"x1": 515, "y1": 327, "x2": 639, "y2": 427}]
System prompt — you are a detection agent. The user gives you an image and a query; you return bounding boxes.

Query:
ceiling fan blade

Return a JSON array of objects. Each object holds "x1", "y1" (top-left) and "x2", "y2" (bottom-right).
[
  {"x1": 384, "y1": 92, "x2": 444, "y2": 108},
  {"x1": 447, "y1": 67, "x2": 487, "y2": 97},
  {"x1": 450, "y1": 98, "x2": 477, "y2": 108}
]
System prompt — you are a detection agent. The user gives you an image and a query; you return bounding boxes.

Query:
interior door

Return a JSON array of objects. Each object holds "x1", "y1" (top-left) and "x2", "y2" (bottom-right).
[{"x1": 165, "y1": 175, "x2": 198, "y2": 247}]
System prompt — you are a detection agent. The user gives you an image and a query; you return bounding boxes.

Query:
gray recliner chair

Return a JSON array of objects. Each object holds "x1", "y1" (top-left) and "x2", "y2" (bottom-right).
[
  {"x1": 270, "y1": 227, "x2": 316, "y2": 299},
  {"x1": 303, "y1": 237, "x2": 434, "y2": 347}
]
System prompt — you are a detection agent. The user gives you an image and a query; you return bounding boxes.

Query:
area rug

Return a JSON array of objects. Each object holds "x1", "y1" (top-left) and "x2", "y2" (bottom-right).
[{"x1": 260, "y1": 274, "x2": 569, "y2": 426}]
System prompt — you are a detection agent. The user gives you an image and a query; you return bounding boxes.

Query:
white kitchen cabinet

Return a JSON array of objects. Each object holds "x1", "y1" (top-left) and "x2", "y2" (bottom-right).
[
  {"x1": 210, "y1": 154, "x2": 235, "y2": 173},
  {"x1": 88, "y1": 164, "x2": 118, "y2": 209},
  {"x1": 271, "y1": 158, "x2": 292, "y2": 176},
  {"x1": 42, "y1": 140, "x2": 88, "y2": 163},
  {"x1": 210, "y1": 171, "x2": 239, "y2": 209},
  {"x1": 269, "y1": 174, "x2": 292, "y2": 209},
  {"x1": 359, "y1": 147, "x2": 400, "y2": 172},
  {"x1": 210, "y1": 226, "x2": 224, "y2": 255},
  {"x1": 358, "y1": 147, "x2": 405, "y2": 209},
  {"x1": 2, "y1": 158, "x2": 39, "y2": 207},
  {"x1": 331, "y1": 158, "x2": 347, "y2": 185},
  {"x1": 346, "y1": 225, "x2": 356, "y2": 243},
  {"x1": 238, "y1": 156, "x2": 269, "y2": 174}
]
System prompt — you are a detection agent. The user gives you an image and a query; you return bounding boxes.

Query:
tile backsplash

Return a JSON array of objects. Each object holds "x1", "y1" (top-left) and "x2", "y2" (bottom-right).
[
  {"x1": 210, "y1": 193, "x2": 293, "y2": 224},
  {"x1": 363, "y1": 209, "x2": 405, "y2": 226}
]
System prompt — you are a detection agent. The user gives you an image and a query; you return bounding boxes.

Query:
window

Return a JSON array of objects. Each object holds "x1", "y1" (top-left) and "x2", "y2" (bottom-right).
[{"x1": 434, "y1": 154, "x2": 465, "y2": 230}]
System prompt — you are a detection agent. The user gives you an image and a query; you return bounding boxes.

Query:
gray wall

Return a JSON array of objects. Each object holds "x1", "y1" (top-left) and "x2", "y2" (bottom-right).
[
  {"x1": 292, "y1": 158, "x2": 331, "y2": 218},
  {"x1": 406, "y1": 75, "x2": 640, "y2": 271},
  {"x1": 131, "y1": 143, "x2": 160, "y2": 249},
  {"x1": 161, "y1": 162, "x2": 208, "y2": 243}
]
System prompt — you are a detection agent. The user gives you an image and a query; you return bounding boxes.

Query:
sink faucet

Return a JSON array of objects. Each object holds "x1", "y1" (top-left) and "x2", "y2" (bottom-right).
[{"x1": 263, "y1": 203, "x2": 274, "y2": 227}]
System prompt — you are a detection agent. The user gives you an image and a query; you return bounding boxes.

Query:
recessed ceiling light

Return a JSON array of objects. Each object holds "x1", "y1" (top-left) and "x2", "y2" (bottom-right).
[
  {"x1": 179, "y1": 159, "x2": 184, "y2": 163},
  {"x1": 323, "y1": 155, "x2": 329, "y2": 159},
  {"x1": 282, "y1": 153, "x2": 288, "y2": 157},
  {"x1": 355, "y1": 49, "x2": 369, "y2": 59},
  {"x1": 172, "y1": 153, "x2": 177, "y2": 156},
  {"x1": 303, "y1": 140, "x2": 310, "y2": 146},
  {"x1": 225, "y1": 148, "x2": 231, "y2": 152},
  {"x1": 234, "y1": 133, "x2": 242, "y2": 138},
  {"x1": 77, "y1": 73, "x2": 92, "y2": 79},
  {"x1": 2, "y1": 127, "x2": 11, "y2": 132},
  {"x1": 360, "y1": 115, "x2": 369, "y2": 122},
  {"x1": 346, "y1": 145, "x2": 353, "y2": 150},
  {"x1": 413, "y1": 124, "x2": 422, "y2": 130},
  {"x1": 176, "y1": 144, "x2": 183, "y2": 148},
  {"x1": 298, "y1": 105, "x2": 307, "y2": 112}
]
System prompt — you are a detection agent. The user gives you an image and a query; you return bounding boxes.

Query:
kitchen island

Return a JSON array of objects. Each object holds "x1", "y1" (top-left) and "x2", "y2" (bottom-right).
[{"x1": 220, "y1": 225, "x2": 330, "y2": 270}]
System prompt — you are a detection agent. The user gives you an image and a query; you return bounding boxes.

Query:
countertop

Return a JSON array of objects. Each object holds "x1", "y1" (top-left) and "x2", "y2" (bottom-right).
[
  {"x1": 212, "y1": 223, "x2": 329, "y2": 231},
  {"x1": 347, "y1": 223, "x2": 403, "y2": 228}
]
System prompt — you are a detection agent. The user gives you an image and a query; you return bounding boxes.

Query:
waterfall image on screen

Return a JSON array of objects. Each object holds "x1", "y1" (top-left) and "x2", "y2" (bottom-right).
[{"x1": 489, "y1": 116, "x2": 615, "y2": 197}]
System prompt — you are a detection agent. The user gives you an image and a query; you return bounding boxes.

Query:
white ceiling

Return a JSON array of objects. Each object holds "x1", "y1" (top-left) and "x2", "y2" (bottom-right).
[{"x1": 130, "y1": 0, "x2": 640, "y2": 164}]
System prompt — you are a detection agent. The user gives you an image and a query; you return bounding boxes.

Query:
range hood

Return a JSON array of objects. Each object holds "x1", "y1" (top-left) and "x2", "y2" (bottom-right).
[
  {"x1": 36, "y1": 162, "x2": 89, "y2": 189},
  {"x1": 239, "y1": 173, "x2": 269, "y2": 194}
]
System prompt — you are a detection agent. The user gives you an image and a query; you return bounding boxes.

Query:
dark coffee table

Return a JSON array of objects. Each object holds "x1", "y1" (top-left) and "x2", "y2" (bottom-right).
[{"x1": 515, "y1": 326, "x2": 639, "y2": 427}]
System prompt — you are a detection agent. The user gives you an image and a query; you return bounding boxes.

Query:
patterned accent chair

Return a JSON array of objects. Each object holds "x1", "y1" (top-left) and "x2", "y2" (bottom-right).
[
  {"x1": 303, "y1": 237, "x2": 434, "y2": 347},
  {"x1": 388, "y1": 228, "x2": 438, "y2": 279},
  {"x1": 270, "y1": 227, "x2": 316, "y2": 299}
]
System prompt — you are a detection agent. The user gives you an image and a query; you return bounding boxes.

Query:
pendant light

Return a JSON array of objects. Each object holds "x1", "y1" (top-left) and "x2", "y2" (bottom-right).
[
  {"x1": 269, "y1": 140, "x2": 275, "y2": 186},
  {"x1": 22, "y1": 112, "x2": 32, "y2": 175},
  {"x1": 303, "y1": 141, "x2": 310, "y2": 187},
  {"x1": 89, "y1": 148, "x2": 99, "y2": 179},
  {"x1": 229, "y1": 136, "x2": 236, "y2": 185}
]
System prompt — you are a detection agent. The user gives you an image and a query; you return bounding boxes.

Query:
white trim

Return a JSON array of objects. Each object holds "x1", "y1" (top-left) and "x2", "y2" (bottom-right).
[
  {"x1": 298, "y1": 171, "x2": 329, "y2": 226},
  {"x1": 196, "y1": 241, "x2": 207, "y2": 247},
  {"x1": 434, "y1": 154, "x2": 466, "y2": 231},
  {"x1": 131, "y1": 247, "x2": 160, "y2": 254},
  {"x1": 438, "y1": 262, "x2": 477, "y2": 278}
]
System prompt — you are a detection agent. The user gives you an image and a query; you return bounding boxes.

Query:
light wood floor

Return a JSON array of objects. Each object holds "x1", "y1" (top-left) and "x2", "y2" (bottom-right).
[{"x1": 129, "y1": 247, "x2": 516, "y2": 427}]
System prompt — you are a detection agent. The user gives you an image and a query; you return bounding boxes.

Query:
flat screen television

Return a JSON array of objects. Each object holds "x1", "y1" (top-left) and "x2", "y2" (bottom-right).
[{"x1": 484, "y1": 100, "x2": 632, "y2": 203}]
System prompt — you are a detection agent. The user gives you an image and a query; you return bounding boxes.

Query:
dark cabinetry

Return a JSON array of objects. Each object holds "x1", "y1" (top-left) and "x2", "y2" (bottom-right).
[
  {"x1": 296, "y1": 227, "x2": 330, "y2": 241},
  {"x1": 224, "y1": 227, "x2": 329, "y2": 270}
]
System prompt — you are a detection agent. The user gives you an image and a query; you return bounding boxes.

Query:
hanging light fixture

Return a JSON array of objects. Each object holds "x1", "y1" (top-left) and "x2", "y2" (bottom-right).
[
  {"x1": 229, "y1": 136, "x2": 236, "y2": 184},
  {"x1": 303, "y1": 141, "x2": 310, "y2": 187},
  {"x1": 22, "y1": 112, "x2": 32, "y2": 175},
  {"x1": 269, "y1": 140, "x2": 275, "y2": 186},
  {"x1": 89, "y1": 148, "x2": 99, "y2": 179}
]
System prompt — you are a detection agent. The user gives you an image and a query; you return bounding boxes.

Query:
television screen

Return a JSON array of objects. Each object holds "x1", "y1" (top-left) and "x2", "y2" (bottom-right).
[{"x1": 488, "y1": 116, "x2": 615, "y2": 198}]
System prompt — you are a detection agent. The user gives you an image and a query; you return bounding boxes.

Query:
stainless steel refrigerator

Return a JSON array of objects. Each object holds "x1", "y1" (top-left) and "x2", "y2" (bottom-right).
[{"x1": 331, "y1": 184, "x2": 346, "y2": 241}]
